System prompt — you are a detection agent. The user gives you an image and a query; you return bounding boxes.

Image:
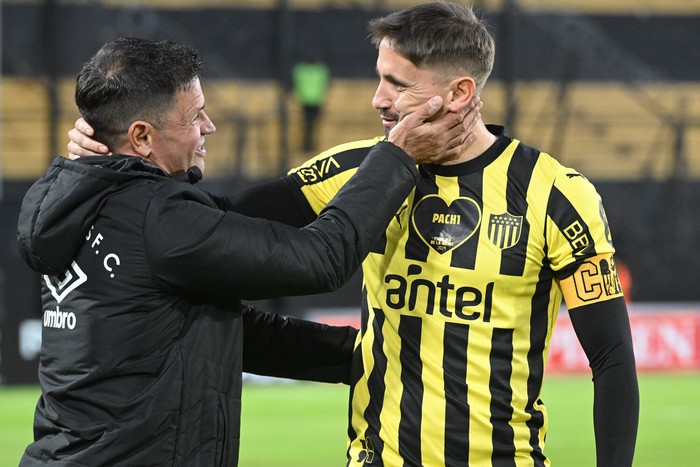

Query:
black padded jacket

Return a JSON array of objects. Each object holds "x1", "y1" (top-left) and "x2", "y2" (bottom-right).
[{"x1": 16, "y1": 142, "x2": 417, "y2": 466}]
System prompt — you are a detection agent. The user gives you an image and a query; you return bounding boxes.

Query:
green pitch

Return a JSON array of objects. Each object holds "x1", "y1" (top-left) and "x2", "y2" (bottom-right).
[{"x1": 2, "y1": 373, "x2": 699, "y2": 466}]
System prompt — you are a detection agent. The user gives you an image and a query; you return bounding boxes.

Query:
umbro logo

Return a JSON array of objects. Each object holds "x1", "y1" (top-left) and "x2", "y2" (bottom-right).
[{"x1": 44, "y1": 261, "x2": 87, "y2": 304}]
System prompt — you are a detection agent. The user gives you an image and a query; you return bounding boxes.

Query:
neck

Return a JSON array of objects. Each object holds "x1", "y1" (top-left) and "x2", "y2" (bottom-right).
[{"x1": 443, "y1": 121, "x2": 498, "y2": 165}]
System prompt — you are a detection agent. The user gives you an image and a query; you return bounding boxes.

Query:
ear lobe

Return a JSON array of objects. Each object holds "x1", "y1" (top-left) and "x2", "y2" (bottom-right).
[
  {"x1": 446, "y1": 77, "x2": 476, "y2": 112},
  {"x1": 128, "y1": 121, "x2": 154, "y2": 158}
]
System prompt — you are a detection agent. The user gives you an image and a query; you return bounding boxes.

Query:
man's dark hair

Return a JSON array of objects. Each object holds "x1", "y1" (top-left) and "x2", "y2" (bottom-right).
[
  {"x1": 75, "y1": 37, "x2": 203, "y2": 150},
  {"x1": 368, "y1": 1, "x2": 495, "y2": 94}
]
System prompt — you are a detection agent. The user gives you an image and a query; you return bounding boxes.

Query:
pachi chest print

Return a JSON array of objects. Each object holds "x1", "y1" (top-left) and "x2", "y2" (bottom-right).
[{"x1": 411, "y1": 195, "x2": 481, "y2": 254}]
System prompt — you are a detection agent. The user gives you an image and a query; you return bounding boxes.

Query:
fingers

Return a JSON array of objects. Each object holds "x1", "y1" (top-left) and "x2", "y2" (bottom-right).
[
  {"x1": 438, "y1": 96, "x2": 482, "y2": 149},
  {"x1": 76, "y1": 118, "x2": 94, "y2": 136},
  {"x1": 399, "y1": 96, "x2": 444, "y2": 130},
  {"x1": 443, "y1": 131, "x2": 476, "y2": 160},
  {"x1": 66, "y1": 141, "x2": 83, "y2": 160},
  {"x1": 449, "y1": 96, "x2": 481, "y2": 131},
  {"x1": 414, "y1": 96, "x2": 444, "y2": 123},
  {"x1": 386, "y1": 94, "x2": 481, "y2": 165},
  {"x1": 436, "y1": 98, "x2": 482, "y2": 161},
  {"x1": 463, "y1": 96, "x2": 482, "y2": 132},
  {"x1": 66, "y1": 128, "x2": 108, "y2": 155},
  {"x1": 66, "y1": 119, "x2": 111, "y2": 157}
]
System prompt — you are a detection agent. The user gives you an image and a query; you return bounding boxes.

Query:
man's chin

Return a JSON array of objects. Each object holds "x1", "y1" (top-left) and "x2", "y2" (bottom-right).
[
  {"x1": 195, "y1": 161, "x2": 205, "y2": 176},
  {"x1": 383, "y1": 123, "x2": 397, "y2": 137}
]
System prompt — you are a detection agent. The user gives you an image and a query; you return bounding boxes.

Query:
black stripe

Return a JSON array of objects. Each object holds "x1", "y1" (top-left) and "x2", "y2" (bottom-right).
[
  {"x1": 547, "y1": 186, "x2": 597, "y2": 270},
  {"x1": 525, "y1": 262, "x2": 554, "y2": 466},
  {"x1": 443, "y1": 322, "x2": 470, "y2": 466},
  {"x1": 500, "y1": 144, "x2": 538, "y2": 276},
  {"x1": 361, "y1": 305, "x2": 387, "y2": 463},
  {"x1": 489, "y1": 328, "x2": 516, "y2": 467},
  {"x1": 449, "y1": 173, "x2": 483, "y2": 270},
  {"x1": 346, "y1": 289, "x2": 370, "y2": 458},
  {"x1": 398, "y1": 315, "x2": 423, "y2": 466},
  {"x1": 405, "y1": 167, "x2": 439, "y2": 262}
]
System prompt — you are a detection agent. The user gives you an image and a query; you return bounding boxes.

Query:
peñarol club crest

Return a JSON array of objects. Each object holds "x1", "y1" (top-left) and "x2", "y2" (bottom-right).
[{"x1": 488, "y1": 212, "x2": 522, "y2": 249}]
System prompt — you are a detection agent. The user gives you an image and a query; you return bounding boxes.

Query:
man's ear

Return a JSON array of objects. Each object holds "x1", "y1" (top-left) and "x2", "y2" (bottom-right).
[
  {"x1": 127, "y1": 121, "x2": 154, "y2": 158},
  {"x1": 446, "y1": 77, "x2": 476, "y2": 113}
]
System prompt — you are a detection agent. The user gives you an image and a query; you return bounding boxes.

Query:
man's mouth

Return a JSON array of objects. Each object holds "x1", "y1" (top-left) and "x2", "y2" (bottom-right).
[{"x1": 380, "y1": 112, "x2": 398, "y2": 129}]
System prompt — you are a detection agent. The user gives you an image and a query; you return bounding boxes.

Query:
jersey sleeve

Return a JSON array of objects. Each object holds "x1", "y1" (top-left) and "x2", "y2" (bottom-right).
[
  {"x1": 287, "y1": 138, "x2": 380, "y2": 215},
  {"x1": 545, "y1": 166, "x2": 625, "y2": 308}
]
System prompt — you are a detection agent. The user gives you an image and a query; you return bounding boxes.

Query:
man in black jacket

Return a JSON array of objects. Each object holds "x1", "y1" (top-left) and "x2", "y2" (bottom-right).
[{"x1": 17, "y1": 37, "x2": 476, "y2": 466}]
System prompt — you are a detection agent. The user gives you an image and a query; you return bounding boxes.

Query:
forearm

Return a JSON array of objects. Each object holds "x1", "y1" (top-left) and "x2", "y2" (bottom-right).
[
  {"x1": 569, "y1": 298, "x2": 639, "y2": 466},
  {"x1": 591, "y1": 357, "x2": 639, "y2": 466},
  {"x1": 212, "y1": 177, "x2": 315, "y2": 227},
  {"x1": 242, "y1": 305, "x2": 358, "y2": 384},
  {"x1": 147, "y1": 142, "x2": 418, "y2": 301}
]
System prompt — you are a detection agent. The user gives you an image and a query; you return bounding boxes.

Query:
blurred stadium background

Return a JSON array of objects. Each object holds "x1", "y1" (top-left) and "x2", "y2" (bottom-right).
[{"x1": 1, "y1": 0, "x2": 699, "y2": 464}]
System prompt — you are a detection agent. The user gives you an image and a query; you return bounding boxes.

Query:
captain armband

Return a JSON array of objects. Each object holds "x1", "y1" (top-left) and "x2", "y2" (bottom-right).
[{"x1": 559, "y1": 253, "x2": 625, "y2": 309}]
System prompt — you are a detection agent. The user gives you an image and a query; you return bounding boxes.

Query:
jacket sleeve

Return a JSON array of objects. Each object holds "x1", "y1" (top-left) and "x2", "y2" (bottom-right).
[
  {"x1": 568, "y1": 297, "x2": 639, "y2": 467},
  {"x1": 241, "y1": 304, "x2": 357, "y2": 384},
  {"x1": 211, "y1": 176, "x2": 316, "y2": 228},
  {"x1": 144, "y1": 141, "x2": 417, "y2": 301}
]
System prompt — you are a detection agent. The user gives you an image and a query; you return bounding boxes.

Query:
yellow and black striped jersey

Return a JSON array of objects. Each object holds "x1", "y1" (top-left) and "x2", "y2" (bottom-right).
[{"x1": 287, "y1": 126, "x2": 624, "y2": 466}]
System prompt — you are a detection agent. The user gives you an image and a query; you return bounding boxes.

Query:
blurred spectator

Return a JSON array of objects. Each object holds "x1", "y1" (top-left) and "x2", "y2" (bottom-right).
[{"x1": 292, "y1": 51, "x2": 330, "y2": 152}]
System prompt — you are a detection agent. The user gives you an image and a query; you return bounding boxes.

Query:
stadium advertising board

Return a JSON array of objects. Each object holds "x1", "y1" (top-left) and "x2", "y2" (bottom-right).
[
  {"x1": 549, "y1": 308, "x2": 700, "y2": 372},
  {"x1": 312, "y1": 304, "x2": 700, "y2": 374}
]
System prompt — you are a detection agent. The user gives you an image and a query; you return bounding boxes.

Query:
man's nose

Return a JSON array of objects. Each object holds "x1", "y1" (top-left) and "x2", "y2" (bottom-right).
[
  {"x1": 202, "y1": 111, "x2": 216, "y2": 134},
  {"x1": 371, "y1": 83, "x2": 391, "y2": 110}
]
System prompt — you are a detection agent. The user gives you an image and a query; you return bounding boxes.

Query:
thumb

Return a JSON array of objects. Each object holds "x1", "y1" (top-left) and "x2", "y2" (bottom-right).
[
  {"x1": 401, "y1": 96, "x2": 443, "y2": 128},
  {"x1": 418, "y1": 96, "x2": 443, "y2": 121}
]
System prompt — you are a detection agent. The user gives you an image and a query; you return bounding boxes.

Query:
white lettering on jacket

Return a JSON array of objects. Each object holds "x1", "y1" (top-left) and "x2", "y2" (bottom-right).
[{"x1": 43, "y1": 306, "x2": 77, "y2": 330}]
